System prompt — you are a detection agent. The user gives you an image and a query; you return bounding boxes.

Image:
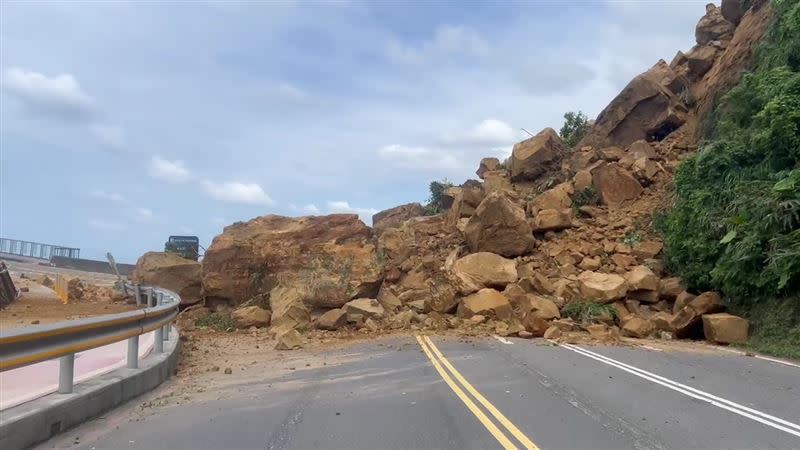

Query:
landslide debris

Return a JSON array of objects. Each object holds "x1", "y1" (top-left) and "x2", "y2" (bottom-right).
[{"x1": 164, "y1": 1, "x2": 775, "y2": 352}]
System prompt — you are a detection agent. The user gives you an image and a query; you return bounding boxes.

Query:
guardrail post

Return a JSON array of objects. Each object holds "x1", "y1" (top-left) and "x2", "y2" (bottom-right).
[
  {"x1": 127, "y1": 335, "x2": 139, "y2": 369},
  {"x1": 58, "y1": 354, "x2": 75, "y2": 394},
  {"x1": 154, "y1": 292, "x2": 164, "y2": 353},
  {"x1": 147, "y1": 288, "x2": 154, "y2": 307},
  {"x1": 134, "y1": 284, "x2": 142, "y2": 306}
]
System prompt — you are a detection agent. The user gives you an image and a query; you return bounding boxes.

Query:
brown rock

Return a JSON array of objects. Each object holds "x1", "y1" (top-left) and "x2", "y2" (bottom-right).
[
  {"x1": 231, "y1": 305, "x2": 271, "y2": 328},
  {"x1": 464, "y1": 192, "x2": 535, "y2": 257},
  {"x1": 270, "y1": 285, "x2": 311, "y2": 331},
  {"x1": 578, "y1": 60, "x2": 688, "y2": 149},
  {"x1": 624, "y1": 265, "x2": 659, "y2": 291},
  {"x1": 429, "y1": 283, "x2": 459, "y2": 314},
  {"x1": 650, "y1": 311, "x2": 675, "y2": 332},
  {"x1": 518, "y1": 330, "x2": 534, "y2": 339},
  {"x1": 377, "y1": 287, "x2": 402, "y2": 311},
  {"x1": 522, "y1": 314, "x2": 550, "y2": 337},
  {"x1": 622, "y1": 317, "x2": 655, "y2": 338},
  {"x1": 519, "y1": 273, "x2": 555, "y2": 295},
  {"x1": 573, "y1": 170, "x2": 593, "y2": 192},
  {"x1": 628, "y1": 289, "x2": 660, "y2": 303},
  {"x1": 483, "y1": 170, "x2": 514, "y2": 194},
  {"x1": 721, "y1": 0, "x2": 745, "y2": 25},
  {"x1": 578, "y1": 256, "x2": 602, "y2": 271},
  {"x1": 532, "y1": 209, "x2": 573, "y2": 232},
  {"x1": 523, "y1": 295, "x2": 561, "y2": 320},
  {"x1": 600, "y1": 146, "x2": 625, "y2": 161},
  {"x1": 457, "y1": 288, "x2": 512, "y2": 320},
  {"x1": 510, "y1": 128, "x2": 567, "y2": 181},
  {"x1": 532, "y1": 183, "x2": 573, "y2": 211},
  {"x1": 696, "y1": 3, "x2": 735, "y2": 45},
  {"x1": 628, "y1": 140, "x2": 657, "y2": 159},
  {"x1": 687, "y1": 45, "x2": 719, "y2": 81},
  {"x1": 476, "y1": 157, "x2": 500, "y2": 179},
  {"x1": 316, "y1": 308, "x2": 348, "y2": 330},
  {"x1": 670, "y1": 292, "x2": 725, "y2": 337},
  {"x1": 275, "y1": 328, "x2": 305, "y2": 350},
  {"x1": 202, "y1": 214, "x2": 381, "y2": 306},
  {"x1": 543, "y1": 326, "x2": 562, "y2": 339},
  {"x1": 592, "y1": 164, "x2": 643, "y2": 207},
  {"x1": 632, "y1": 241, "x2": 663, "y2": 259},
  {"x1": 132, "y1": 252, "x2": 202, "y2": 305},
  {"x1": 452, "y1": 252, "x2": 518, "y2": 294},
  {"x1": 659, "y1": 278, "x2": 685, "y2": 299},
  {"x1": 586, "y1": 323, "x2": 621, "y2": 342},
  {"x1": 578, "y1": 271, "x2": 628, "y2": 302},
  {"x1": 611, "y1": 253, "x2": 636, "y2": 268},
  {"x1": 343, "y1": 298, "x2": 385, "y2": 320},
  {"x1": 673, "y1": 291, "x2": 696, "y2": 314},
  {"x1": 703, "y1": 313, "x2": 749, "y2": 344},
  {"x1": 372, "y1": 203, "x2": 424, "y2": 234}
]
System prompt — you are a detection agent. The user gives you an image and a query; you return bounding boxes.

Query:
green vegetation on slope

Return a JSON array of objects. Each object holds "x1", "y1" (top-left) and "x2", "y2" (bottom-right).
[
  {"x1": 424, "y1": 179, "x2": 455, "y2": 215},
  {"x1": 661, "y1": 0, "x2": 800, "y2": 358},
  {"x1": 559, "y1": 111, "x2": 590, "y2": 148}
]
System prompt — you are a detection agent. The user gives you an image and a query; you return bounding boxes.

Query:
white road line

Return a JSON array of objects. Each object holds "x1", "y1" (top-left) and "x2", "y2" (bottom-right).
[
  {"x1": 560, "y1": 343, "x2": 800, "y2": 438},
  {"x1": 493, "y1": 335, "x2": 514, "y2": 345},
  {"x1": 714, "y1": 346, "x2": 800, "y2": 369}
]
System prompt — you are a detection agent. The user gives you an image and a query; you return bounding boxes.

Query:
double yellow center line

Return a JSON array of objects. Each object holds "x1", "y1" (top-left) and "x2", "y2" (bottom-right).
[{"x1": 416, "y1": 335, "x2": 540, "y2": 450}]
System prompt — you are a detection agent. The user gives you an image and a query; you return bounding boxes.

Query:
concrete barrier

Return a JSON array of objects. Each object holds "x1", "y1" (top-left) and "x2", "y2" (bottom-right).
[{"x1": 0, "y1": 327, "x2": 180, "y2": 450}]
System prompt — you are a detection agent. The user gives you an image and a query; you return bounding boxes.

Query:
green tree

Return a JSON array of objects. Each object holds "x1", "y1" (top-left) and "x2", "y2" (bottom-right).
[{"x1": 559, "y1": 111, "x2": 590, "y2": 148}]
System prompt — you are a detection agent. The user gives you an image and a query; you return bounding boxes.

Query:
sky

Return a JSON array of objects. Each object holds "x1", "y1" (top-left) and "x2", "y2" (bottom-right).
[{"x1": 0, "y1": 0, "x2": 708, "y2": 263}]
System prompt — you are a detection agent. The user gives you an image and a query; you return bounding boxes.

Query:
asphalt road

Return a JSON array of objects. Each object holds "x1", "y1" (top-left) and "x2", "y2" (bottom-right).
[{"x1": 39, "y1": 336, "x2": 800, "y2": 450}]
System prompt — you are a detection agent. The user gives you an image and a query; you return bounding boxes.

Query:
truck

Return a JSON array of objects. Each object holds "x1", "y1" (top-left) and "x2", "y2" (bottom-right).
[{"x1": 164, "y1": 235, "x2": 201, "y2": 261}]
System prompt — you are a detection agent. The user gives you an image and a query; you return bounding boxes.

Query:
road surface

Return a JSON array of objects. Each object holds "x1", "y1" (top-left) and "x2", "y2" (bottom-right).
[{"x1": 39, "y1": 335, "x2": 800, "y2": 450}]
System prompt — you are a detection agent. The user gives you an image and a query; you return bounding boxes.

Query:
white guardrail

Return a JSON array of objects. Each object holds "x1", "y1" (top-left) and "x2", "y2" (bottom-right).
[{"x1": 0, "y1": 283, "x2": 179, "y2": 395}]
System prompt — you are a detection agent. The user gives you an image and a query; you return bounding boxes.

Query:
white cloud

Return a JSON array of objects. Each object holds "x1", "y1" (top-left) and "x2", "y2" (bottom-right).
[
  {"x1": 326, "y1": 200, "x2": 378, "y2": 224},
  {"x1": 88, "y1": 219, "x2": 126, "y2": 232},
  {"x1": 387, "y1": 24, "x2": 488, "y2": 64},
  {"x1": 441, "y1": 119, "x2": 522, "y2": 147},
  {"x1": 149, "y1": 156, "x2": 191, "y2": 183},
  {"x1": 133, "y1": 207, "x2": 155, "y2": 223},
  {"x1": 201, "y1": 180, "x2": 275, "y2": 205},
  {"x1": 267, "y1": 82, "x2": 310, "y2": 103},
  {"x1": 1, "y1": 67, "x2": 94, "y2": 119},
  {"x1": 378, "y1": 144, "x2": 463, "y2": 171},
  {"x1": 290, "y1": 203, "x2": 320, "y2": 214},
  {"x1": 91, "y1": 189, "x2": 126, "y2": 203},
  {"x1": 89, "y1": 124, "x2": 126, "y2": 151}
]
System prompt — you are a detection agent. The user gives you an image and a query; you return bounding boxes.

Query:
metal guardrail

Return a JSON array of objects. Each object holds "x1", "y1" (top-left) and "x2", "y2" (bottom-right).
[
  {"x1": 0, "y1": 283, "x2": 179, "y2": 394},
  {"x1": 0, "y1": 238, "x2": 80, "y2": 260}
]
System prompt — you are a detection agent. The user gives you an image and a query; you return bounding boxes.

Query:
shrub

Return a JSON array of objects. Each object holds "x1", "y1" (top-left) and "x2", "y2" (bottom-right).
[
  {"x1": 195, "y1": 312, "x2": 236, "y2": 331},
  {"x1": 561, "y1": 301, "x2": 616, "y2": 323},
  {"x1": 423, "y1": 179, "x2": 454, "y2": 215},
  {"x1": 661, "y1": 0, "x2": 800, "y2": 358},
  {"x1": 559, "y1": 111, "x2": 590, "y2": 148}
]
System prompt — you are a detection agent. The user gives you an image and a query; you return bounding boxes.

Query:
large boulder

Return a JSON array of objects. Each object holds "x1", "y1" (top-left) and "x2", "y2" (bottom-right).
[
  {"x1": 578, "y1": 60, "x2": 688, "y2": 149},
  {"x1": 476, "y1": 157, "x2": 500, "y2": 179},
  {"x1": 622, "y1": 317, "x2": 655, "y2": 338},
  {"x1": 670, "y1": 292, "x2": 725, "y2": 337},
  {"x1": 592, "y1": 163, "x2": 643, "y2": 207},
  {"x1": 372, "y1": 203, "x2": 424, "y2": 234},
  {"x1": 624, "y1": 266, "x2": 659, "y2": 291},
  {"x1": 343, "y1": 298, "x2": 385, "y2": 320},
  {"x1": 531, "y1": 182, "x2": 573, "y2": 211},
  {"x1": 510, "y1": 128, "x2": 566, "y2": 181},
  {"x1": 532, "y1": 209, "x2": 573, "y2": 232},
  {"x1": 483, "y1": 170, "x2": 514, "y2": 194},
  {"x1": 721, "y1": 0, "x2": 745, "y2": 25},
  {"x1": 269, "y1": 285, "x2": 311, "y2": 331},
  {"x1": 457, "y1": 288, "x2": 513, "y2": 320},
  {"x1": 687, "y1": 45, "x2": 719, "y2": 81},
  {"x1": 132, "y1": 252, "x2": 202, "y2": 305},
  {"x1": 578, "y1": 271, "x2": 628, "y2": 302},
  {"x1": 231, "y1": 305, "x2": 271, "y2": 328},
  {"x1": 451, "y1": 252, "x2": 518, "y2": 294},
  {"x1": 702, "y1": 313, "x2": 749, "y2": 344},
  {"x1": 316, "y1": 308, "x2": 348, "y2": 330},
  {"x1": 202, "y1": 214, "x2": 383, "y2": 306},
  {"x1": 464, "y1": 192, "x2": 535, "y2": 257},
  {"x1": 696, "y1": 3, "x2": 735, "y2": 45}
]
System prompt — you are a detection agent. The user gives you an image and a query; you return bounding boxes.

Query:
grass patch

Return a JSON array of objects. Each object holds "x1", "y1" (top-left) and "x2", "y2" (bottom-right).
[
  {"x1": 731, "y1": 297, "x2": 800, "y2": 360},
  {"x1": 562, "y1": 301, "x2": 617, "y2": 323},
  {"x1": 195, "y1": 312, "x2": 236, "y2": 331}
]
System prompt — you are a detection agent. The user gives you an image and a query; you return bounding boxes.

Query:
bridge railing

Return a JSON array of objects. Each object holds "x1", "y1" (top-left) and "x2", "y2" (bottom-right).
[{"x1": 0, "y1": 283, "x2": 179, "y2": 394}]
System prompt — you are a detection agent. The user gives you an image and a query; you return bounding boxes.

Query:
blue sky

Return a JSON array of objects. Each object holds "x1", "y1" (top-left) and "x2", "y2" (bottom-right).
[{"x1": 0, "y1": 0, "x2": 707, "y2": 263}]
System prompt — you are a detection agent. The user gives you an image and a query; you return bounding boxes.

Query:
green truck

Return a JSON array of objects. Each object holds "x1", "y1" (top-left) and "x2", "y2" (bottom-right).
[{"x1": 164, "y1": 235, "x2": 201, "y2": 261}]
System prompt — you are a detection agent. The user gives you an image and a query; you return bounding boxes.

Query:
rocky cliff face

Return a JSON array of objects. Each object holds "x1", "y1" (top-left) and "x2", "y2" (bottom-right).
[{"x1": 132, "y1": 252, "x2": 202, "y2": 305}]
